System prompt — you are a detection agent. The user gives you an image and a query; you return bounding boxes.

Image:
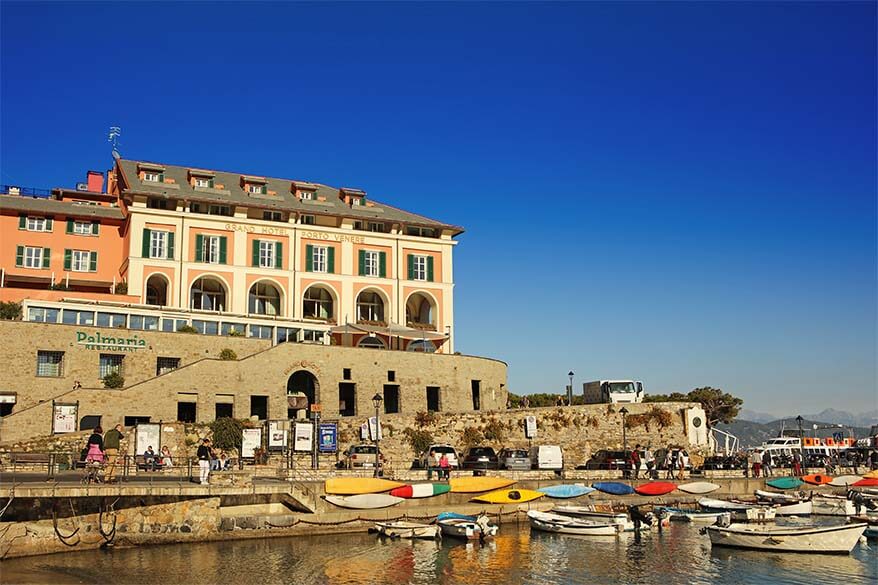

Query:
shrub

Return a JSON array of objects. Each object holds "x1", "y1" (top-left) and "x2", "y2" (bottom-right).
[
  {"x1": 227, "y1": 328, "x2": 244, "y2": 337},
  {"x1": 460, "y1": 426, "x2": 484, "y2": 448},
  {"x1": 403, "y1": 428, "x2": 434, "y2": 455},
  {"x1": 210, "y1": 417, "x2": 244, "y2": 451},
  {"x1": 177, "y1": 324, "x2": 198, "y2": 334},
  {"x1": 49, "y1": 283, "x2": 69, "y2": 291},
  {"x1": 102, "y1": 372, "x2": 125, "y2": 389},
  {"x1": 219, "y1": 348, "x2": 237, "y2": 360},
  {"x1": 482, "y1": 418, "x2": 506, "y2": 442},
  {"x1": 415, "y1": 411, "x2": 437, "y2": 428},
  {"x1": 0, "y1": 301, "x2": 22, "y2": 320},
  {"x1": 114, "y1": 282, "x2": 128, "y2": 295}
]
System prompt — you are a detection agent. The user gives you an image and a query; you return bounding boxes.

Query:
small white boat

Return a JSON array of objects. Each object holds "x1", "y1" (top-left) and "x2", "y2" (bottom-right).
[
  {"x1": 553, "y1": 505, "x2": 634, "y2": 531},
  {"x1": 774, "y1": 500, "x2": 812, "y2": 516},
  {"x1": 527, "y1": 510, "x2": 622, "y2": 536},
  {"x1": 755, "y1": 490, "x2": 801, "y2": 503},
  {"x1": 438, "y1": 515, "x2": 499, "y2": 540},
  {"x1": 698, "y1": 497, "x2": 753, "y2": 511},
  {"x1": 829, "y1": 475, "x2": 864, "y2": 487},
  {"x1": 677, "y1": 481, "x2": 721, "y2": 495},
  {"x1": 812, "y1": 495, "x2": 856, "y2": 516},
  {"x1": 374, "y1": 521, "x2": 439, "y2": 539},
  {"x1": 659, "y1": 507, "x2": 731, "y2": 523},
  {"x1": 700, "y1": 498, "x2": 776, "y2": 521},
  {"x1": 706, "y1": 522, "x2": 867, "y2": 554}
]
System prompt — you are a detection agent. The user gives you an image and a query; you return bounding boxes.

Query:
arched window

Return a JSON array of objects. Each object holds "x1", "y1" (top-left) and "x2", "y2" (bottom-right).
[
  {"x1": 407, "y1": 339, "x2": 436, "y2": 353},
  {"x1": 249, "y1": 282, "x2": 281, "y2": 316},
  {"x1": 358, "y1": 335, "x2": 386, "y2": 349},
  {"x1": 190, "y1": 277, "x2": 226, "y2": 311},
  {"x1": 303, "y1": 286, "x2": 333, "y2": 320},
  {"x1": 356, "y1": 291, "x2": 385, "y2": 323},
  {"x1": 406, "y1": 293, "x2": 435, "y2": 329},
  {"x1": 145, "y1": 274, "x2": 168, "y2": 306}
]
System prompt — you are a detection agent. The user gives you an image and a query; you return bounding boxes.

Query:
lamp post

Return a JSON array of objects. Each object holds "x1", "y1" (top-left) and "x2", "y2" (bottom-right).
[
  {"x1": 620, "y1": 406, "x2": 629, "y2": 453},
  {"x1": 567, "y1": 371, "x2": 574, "y2": 406},
  {"x1": 372, "y1": 393, "x2": 383, "y2": 478}
]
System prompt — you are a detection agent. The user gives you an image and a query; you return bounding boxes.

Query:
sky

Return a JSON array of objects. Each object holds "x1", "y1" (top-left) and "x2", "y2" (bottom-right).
[{"x1": 1, "y1": 2, "x2": 875, "y2": 417}]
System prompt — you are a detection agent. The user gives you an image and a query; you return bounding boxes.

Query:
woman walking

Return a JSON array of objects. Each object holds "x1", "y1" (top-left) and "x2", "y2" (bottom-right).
[{"x1": 85, "y1": 426, "x2": 105, "y2": 463}]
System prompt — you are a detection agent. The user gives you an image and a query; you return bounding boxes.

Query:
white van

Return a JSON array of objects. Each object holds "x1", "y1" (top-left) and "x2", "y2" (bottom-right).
[{"x1": 530, "y1": 445, "x2": 563, "y2": 470}]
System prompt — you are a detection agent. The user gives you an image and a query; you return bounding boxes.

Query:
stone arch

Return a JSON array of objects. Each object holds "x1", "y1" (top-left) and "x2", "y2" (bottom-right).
[
  {"x1": 144, "y1": 273, "x2": 169, "y2": 306},
  {"x1": 356, "y1": 287, "x2": 388, "y2": 324},
  {"x1": 303, "y1": 283, "x2": 337, "y2": 322},
  {"x1": 405, "y1": 291, "x2": 437, "y2": 329},
  {"x1": 189, "y1": 274, "x2": 230, "y2": 312},
  {"x1": 287, "y1": 370, "x2": 320, "y2": 418},
  {"x1": 248, "y1": 279, "x2": 284, "y2": 316}
]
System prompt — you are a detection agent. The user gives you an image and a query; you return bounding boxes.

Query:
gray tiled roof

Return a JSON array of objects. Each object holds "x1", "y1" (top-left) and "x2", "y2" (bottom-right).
[
  {"x1": 117, "y1": 159, "x2": 463, "y2": 233},
  {"x1": 0, "y1": 195, "x2": 125, "y2": 220}
]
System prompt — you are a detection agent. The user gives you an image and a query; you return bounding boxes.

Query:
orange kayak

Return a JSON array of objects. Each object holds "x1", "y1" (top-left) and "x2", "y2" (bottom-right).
[{"x1": 802, "y1": 473, "x2": 833, "y2": 485}]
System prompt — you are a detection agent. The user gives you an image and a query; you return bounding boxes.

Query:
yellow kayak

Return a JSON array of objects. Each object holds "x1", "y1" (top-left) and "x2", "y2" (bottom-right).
[
  {"x1": 449, "y1": 476, "x2": 516, "y2": 493},
  {"x1": 864, "y1": 470, "x2": 878, "y2": 479},
  {"x1": 324, "y1": 477, "x2": 404, "y2": 495},
  {"x1": 470, "y1": 489, "x2": 545, "y2": 504}
]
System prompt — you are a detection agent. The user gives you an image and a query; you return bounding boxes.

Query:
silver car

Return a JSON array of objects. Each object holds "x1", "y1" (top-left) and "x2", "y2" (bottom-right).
[{"x1": 499, "y1": 448, "x2": 531, "y2": 470}]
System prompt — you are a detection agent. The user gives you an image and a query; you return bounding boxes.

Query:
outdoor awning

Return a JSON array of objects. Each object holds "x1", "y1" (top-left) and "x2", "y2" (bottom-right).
[
  {"x1": 329, "y1": 322, "x2": 448, "y2": 341},
  {"x1": 287, "y1": 395, "x2": 309, "y2": 409}
]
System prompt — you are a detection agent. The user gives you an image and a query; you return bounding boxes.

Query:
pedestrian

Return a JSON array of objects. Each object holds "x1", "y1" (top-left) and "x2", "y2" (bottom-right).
[
  {"x1": 426, "y1": 449, "x2": 436, "y2": 480},
  {"x1": 522, "y1": 396, "x2": 530, "y2": 408},
  {"x1": 870, "y1": 450, "x2": 878, "y2": 471},
  {"x1": 85, "y1": 426, "x2": 105, "y2": 463},
  {"x1": 751, "y1": 451, "x2": 761, "y2": 478},
  {"x1": 678, "y1": 449, "x2": 689, "y2": 480},
  {"x1": 664, "y1": 448, "x2": 674, "y2": 480},
  {"x1": 631, "y1": 445, "x2": 641, "y2": 480},
  {"x1": 197, "y1": 438, "x2": 212, "y2": 485},
  {"x1": 644, "y1": 445, "x2": 656, "y2": 480},
  {"x1": 103, "y1": 423, "x2": 124, "y2": 483},
  {"x1": 761, "y1": 450, "x2": 773, "y2": 477},
  {"x1": 439, "y1": 452, "x2": 450, "y2": 481},
  {"x1": 792, "y1": 451, "x2": 802, "y2": 476},
  {"x1": 143, "y1": 446, "x2": 158, "y2": 471}
]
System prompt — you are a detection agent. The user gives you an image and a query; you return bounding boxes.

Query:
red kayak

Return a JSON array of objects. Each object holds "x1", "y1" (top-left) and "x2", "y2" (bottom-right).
[
  {"x1": 852, "y1": 478, "x2": 878, "y2": 487},
  {"x1": 802, "y1": 474, "x2": 833, "y2": 485},
  {"x1": 634, "y1": 482, "x2": 677, "y2": 496}
]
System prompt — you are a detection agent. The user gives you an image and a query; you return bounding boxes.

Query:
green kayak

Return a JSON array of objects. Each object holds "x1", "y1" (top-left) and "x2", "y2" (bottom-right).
[{"x1": 765, "y1": 476, "x2": 803, "y2": 490}]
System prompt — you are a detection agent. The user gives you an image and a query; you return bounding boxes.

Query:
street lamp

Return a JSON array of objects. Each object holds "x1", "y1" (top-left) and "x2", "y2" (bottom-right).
[
  {"x1": 567, "y1": 371, "x2": 574, "y2": 406},
  {"x1": 796, "y1": 415, "x2": 804, "y2": 439},
  {"x1": 620, "y1": 406, "x2": 629, "y2": 453},
  {"x1": 372, "y1": 393, "x2": 383, "y2": 477}
]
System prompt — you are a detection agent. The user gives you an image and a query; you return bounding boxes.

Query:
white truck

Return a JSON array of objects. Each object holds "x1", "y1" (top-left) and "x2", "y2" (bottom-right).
[{"x1": 582, "y1": 380, "x2": 644, "y2": 404}]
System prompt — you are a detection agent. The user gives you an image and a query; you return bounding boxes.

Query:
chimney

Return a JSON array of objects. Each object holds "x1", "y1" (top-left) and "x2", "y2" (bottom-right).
[{"x1": 86, "y1": 170, "x2": 104, "y2": 193}]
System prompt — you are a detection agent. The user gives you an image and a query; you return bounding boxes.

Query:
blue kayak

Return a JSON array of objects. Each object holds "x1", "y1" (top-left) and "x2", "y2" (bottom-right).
[
  {"x1": 537, "y1": 484, "x2": 596, "y2": 499},
  {"x1": 437, "y1": 511, "x2": 477, "y2": 522},
  {"x1": 592, "y1": 482, "x2": 635, "y2": 496}
]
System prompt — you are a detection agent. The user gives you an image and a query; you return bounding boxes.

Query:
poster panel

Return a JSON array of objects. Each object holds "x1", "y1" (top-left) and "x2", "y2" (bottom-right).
[
  {"x1": 294, "y1": 422, "x2": 314, "y2": 452},
  {"x1": 135, "y1": 423, "x2": 161, "y2": 455},
  {"x1": 525, "y1": 415, "x2": 538, "y2": 439},
  {"x1": 241, "y1": 428, "x2": 262, "y2": 458},
  {"x1": 52, "y1": 403, "x2": 78, "y2": 434},
  {"x1": 360, "y1": 422, "x2": 369, "y2": 440},
  {"x1": 268, "y1": 420, "x2": 288, "y2": 451},
  {"x1": 318, "y1": 423, "x2": 337, "y2": 452},
  {"x1": 368, "y1": 417, "x2": 383, "y2": 441}
]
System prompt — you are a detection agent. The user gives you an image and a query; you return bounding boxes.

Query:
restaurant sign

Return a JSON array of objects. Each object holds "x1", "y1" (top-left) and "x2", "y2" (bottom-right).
[{"x1": 76, "y1": 331, "x2": 146, "y2": 351}]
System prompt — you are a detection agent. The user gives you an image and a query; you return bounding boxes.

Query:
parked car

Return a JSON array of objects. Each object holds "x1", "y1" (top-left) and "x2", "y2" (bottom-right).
[
  {"x1": 341, "y1": 444, "x2": 383, "y2": 469},
  {"x1": 530, "y1": 445, "x2": 563, "y2": 470},
  {"x1": 416, "y1": 444, "x2": 460, "y2": 469},
  {"x1": 577, "y1": 449, "x2": 629, "y2": 470},
  {"x1": 461, "y1": 446, "x2": 499, "y2": 470},
  {"x1": 498, "y1": 448, "x2": 531, "y2": 471}
]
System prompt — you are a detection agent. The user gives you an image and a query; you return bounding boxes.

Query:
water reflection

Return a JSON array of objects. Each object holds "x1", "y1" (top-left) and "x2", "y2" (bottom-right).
[{"x1": 2, "y1": 523, "x2": 875, "y2": 585}]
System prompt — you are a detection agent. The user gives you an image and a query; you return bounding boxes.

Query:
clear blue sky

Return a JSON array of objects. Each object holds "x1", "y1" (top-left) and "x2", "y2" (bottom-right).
[{"x1": 2, "y1": 2, "x2": 875, "y2": 416}]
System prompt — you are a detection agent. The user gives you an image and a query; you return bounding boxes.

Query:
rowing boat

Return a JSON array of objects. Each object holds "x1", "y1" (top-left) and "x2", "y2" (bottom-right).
[
  {"x1": 527, "y1": 510, "x2": 622, "y2": 536},
  {"x1": 706, "y1": 522, "x2": 867, "y2": 554},
  {"x1": 658, "y1": 507, "x2": 731, "y2": 523},
  {"x1": 438, "y1": 515, "x2": 499, "y2": 540},
  {"x1": 374, "y1": 521, "x2": 440, "y2": 539}
]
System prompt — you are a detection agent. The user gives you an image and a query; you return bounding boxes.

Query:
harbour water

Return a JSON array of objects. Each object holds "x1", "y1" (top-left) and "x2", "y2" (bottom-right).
[{"x1": 2, "y1": 523, "x2": 875, "y2": 585}]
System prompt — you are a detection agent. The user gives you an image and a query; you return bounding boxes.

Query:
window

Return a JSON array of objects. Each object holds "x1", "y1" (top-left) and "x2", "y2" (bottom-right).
[
  {"x1": 248, "y1": 184, "x2": 266, "y2": 194},
  {"x1": 250, "y1": 396, "x2": 268, "y2": 420},
  {"x1": 72, "y1": 200, "x2": 98, "y2": 206},
  {"x1": 407, "y1": 226, "x2": 436, "y2": 238},
  {"x1": 313, "y1": 246, "x2": 327, "y2": 272},
  {"x1": 25, "y1": 217, "x2": 50, "y2": 232},
  {"x1": 147, "y1": 198, "x2": 170, "y2": 210},
  {"x1": 150, "y1": 231, "x2": 168, "y2": 259},
  {"x1": 177, "y1": 400, "x2": 196, "y2": 423},
  {"x1": 36, "y1": 351, "x2": 64, "y2": 377},
  {"x1": 190, "y1": 278, "x2": 226, "y2": 311},
  {"x1": 194, "y1": 177, "x2": 212, "y2": 188},
  {"x1": 192, "y1": 320, "x2": 219, "y2": 335},
  {"x1": 191, "y1": 204, "x2": 231, "y2": 216},
  {"x1": 196, "y1": 235, "x2": 226, "y2": 264},
  {"x1": 352, "y1": 197, "x2": 362, "y2": 206},
  {"x1": 129, "y1": 315, "x2": 159, "y2": 331},
  {"x1": 21, "y1": 246, "x2": 47, "y2": 269},
  {"x1": 277, "y1": 327, "x2": 299, "y2": 344},
  {"x1": 303, "y1": 287, "x2": 333, "y2": 320},
  {"x1": 143, "y1": 171, "x2": 162, "y2": 182},
  {"x1": 263, "y1": 210, "x2": 284, "y2": 222},
  {"x1": 356, "y1": 292, "x2": 385, "y2": 323},
  {"x1": 162, "y1": 318, "x2": 189, "y2": 332},
  {"x1": 301, "y1": 214, "x2": 316, "y2": 225},
  {"x1": 156, "y1": 357, "x2": 180, "y2": 376},
  {"x1": 97, "y1": 312, "x2": 126, "y2": 328},
  {"x1": 99, "y1": 354, "x2": 124, "y2": 378},
  {"x1": 358, "y1": 336, "x2": 386, "y2": 349},
  {"x1": 221, "y1": 322, "x2": 246, "y2": 336},
  {"x1": 302, "y1": 329, "x2": 325, "y2": 343},
  {"x1": 72, "y1": 221, "x2": 93, "y2": 235},
  {"x1": 408, "y1": 339, "x2": 437, "y2": 353},
  {"x1": 248, "y1": 324, "x2": 273, "y2": 339},
  {"x1": 249, "y1": 282, "x2": 281, "y2": 315},
  {"x1": 28, "y1": 307, "x2": 59, "y2": 323},
  {"x1": 343, "y1": 368, "x2": 352, "y2": 380},
  {"x1": 369, "y1": 222, "x2": 385, "y2": 233},
  {"x1": 62, "y1": 309, "x2": 94, "y2": 325},
  {"x1": 300, "y1": 191, "x2": 314, "y2": 200},
  {"x1": 258, "y1": 240, "x2": 278, "y2": 268},
  {"x1": 215, "y1": 402, "x2": 234, "y2": 419},
  {"x1": 412, "y1": 255, "x2": 428, "y2": 281},
  {"x1": 70, "y1": 250, "x2": 91, "y2": 272},
  {"x1": 306, "y1": 244, "x2": 333, "y2": 273},
  {"x1": 359, "y1": 250, "x2": 386, "y2": 278}
]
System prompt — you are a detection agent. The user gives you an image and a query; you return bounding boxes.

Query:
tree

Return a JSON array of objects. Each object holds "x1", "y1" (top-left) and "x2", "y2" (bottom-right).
[
  {"x1": 0, "y1": 301, "x2": 22, "y2": 320},
  {"x1": 646, "y1": 387, "x2": 742, "y2": 427},
  {"x1": 103, "y1": 372, "x2": 125, "y2": 389}
]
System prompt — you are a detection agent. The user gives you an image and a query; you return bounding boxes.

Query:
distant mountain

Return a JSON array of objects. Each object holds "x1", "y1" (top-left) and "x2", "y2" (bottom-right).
[
  {"x1": 716, "y1": 417, "x2": 872, "y2": 449},
  {"x1": 739, "y1": 409, "x2": 778, "y2": 424},
  {"x1": 800, "y1": 409, "x2": 878, "y2": 429}
]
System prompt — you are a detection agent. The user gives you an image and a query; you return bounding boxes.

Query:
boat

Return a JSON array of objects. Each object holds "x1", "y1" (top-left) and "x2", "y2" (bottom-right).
[
  {"x1": 438, "y1": 515, "x2": 499, "y2": 540},
  {"x1": 765, "y1": 477, "x2": 803, "y2": 490},
  {"x1": 324, "y1": 478, "x2": 404, "y2": 495},
  {"x1": 537, "y1": 483, "x2": 596, "y2": 499},
  {"x1": 851, "y1": 515, "x2": 878, "y2": 539},
  {"x1": 634, "y1": 482, "x2": 677, "y2": 496},
  {"x1": 471, "y1": 489, "x2": 545, "y2": 504},
  {"x1": 829, "y1": 475, "x2": 864, "y2": 487},
  {"x1": 374, "y1": 521, "x2": 440, "y2": 539},
  {"x1": 448, "y1": 476, "x2": 516, "y2": 493},
  {"x1": 812, "y1": 494, "x2": 856, "y2": 516},
  {"x1": 658, "y1": 506, "x2": 731, "y2": 523},
  {"x1": 699, "y1": 498, "x2": 776, "y2": 521},
  {"x1": 706, "y1": 522, "x2": 867, "y2": 554},
  {"x1": 744, "y1": 506, "x2": 778, "y2": 522},
  {"x1": 527, "y1": 510, "x2": 622, "y2": 536},
  {"x1": 677, "y1": 481, "x2": 721, "y2": 495},
  {"x1": 774, "y1": 500, "x2": 813, "y2": 516},
  {"x1": 552, "y1": 505, "x2": 634, "y2": 531},
  {"x1": 323, "y1": 494, "x2": 404, "y2": 509},
  {"x1": 437, "y1": 511, "x2": 477, "y2": 522},
  {"x1": 698, "y1": 498, "x2": 754, "y2": 511},
  {"x1": 863, "y1": 470, "x2": 878, "y2": 479},
  {"x1": 754, "y1": 489, "x2": 801, "y2": 503},
  {"x1": 802, "y1": 473, "x2": 833, "y2": 486},
  {"x1": 853, "y1": 478, "x2": 878, "y2": 487},
  {"x1": 592, "y1": 482, "x2": 635, "y2": 496},
  {"x1": 389, "y1": 483, "x2": 451, "y2": 499}
]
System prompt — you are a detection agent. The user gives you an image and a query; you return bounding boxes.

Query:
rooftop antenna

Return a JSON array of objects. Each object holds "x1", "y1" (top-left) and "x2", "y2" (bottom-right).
[{"x1": 108, "y1": 126, "x2": 122, "y2": 159}]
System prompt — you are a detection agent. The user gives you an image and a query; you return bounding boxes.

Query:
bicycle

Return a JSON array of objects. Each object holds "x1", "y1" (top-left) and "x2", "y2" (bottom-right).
[{"x1": 82, "y1": 460, "x2": 106, "y2": 485}]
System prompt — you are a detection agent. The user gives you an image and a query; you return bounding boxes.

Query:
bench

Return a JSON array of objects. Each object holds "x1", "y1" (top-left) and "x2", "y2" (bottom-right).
[
  {"x1": 9, "y1": 453, "x2": 52, "y2": 465},
  {"x1": 134, "y1": 455, "x2": 164, "y2": 472}
]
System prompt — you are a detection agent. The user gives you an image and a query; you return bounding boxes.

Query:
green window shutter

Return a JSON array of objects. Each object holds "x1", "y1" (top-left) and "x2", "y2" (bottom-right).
[
  {"x1": 261, "y1": 185, "x2": 267, "y2": 195},
  {"x1": 327, "y1": 247, "x2": 335, "y2": 274},
  {"x1": 219, "y1": 236, "x2": 227, "y2": 264},
  {"x1": 195, "y1": 234, "x2": 204, "y2": 262},
  {"x1": 407, "y1": 254, "x2": 414, "y2": 280},
  {"x1": 305, "y1": 244, "x2": 313, "y2": 272},
  {"x1": 158, "y1": 173, "x2": 165, "y2": 182},
  {"x1": 142, "y1": 228, "x2": 152, "y2": 258},
  {"x1": 167, "y1": 232, "x2": 175, "y2": 259},
  {"x1": 427, "y1": 256, "x2": 434, "y2": 282},
  {"x1": 64, "y1": 249, "x2": 72, "y2": 271},
  {"x1": 379, "y1": 252, "x2": 387, "y2": 278},
  {"x1": 91, "y1": 221, "x2": 99, "y2": 235},
  {"x1": 66, "y1": 218, "x2": 74, "y2": 234},
  {"x1": 45, "y1": 217, "x2": 53, "y2": 231},
  {"x1": 252, "y1": 240, "x2": 260, "y2": 267},
  {"x1": 42, "y1": 248, "x2": 51, "y2": 269},
  {"x1": 15, "y1": 246, "x2": 24, "y2": 267},
  {"x1": 275, "y1": 242, "x2": 283, "y2": 269},
  {"x1": 89, "y1": 252, "x2": 98, "y2": 272},
  {"x1": 18, "y1": 215, "x2": 26, "y2": 229},
  {"x1": 358, "y1": 250, "x2": 365, "y2": 276},
  {"x1": 208, "y1": 178, "x2": 215, "y2": 188}
]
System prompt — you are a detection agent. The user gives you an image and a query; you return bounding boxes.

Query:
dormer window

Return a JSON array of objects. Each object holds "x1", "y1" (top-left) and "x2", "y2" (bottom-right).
[
  {"x1": 248, "y1": 184, "x2": 267, "y2": 195},
  {"x1": 300, "y1": 191, "x2": 314, "y2": 200},
  {"x1": 144, "y1": 172, "x2": 162, "y2": 183},
  {"x1": 194, "y1": 177, "x2": 213, "y2": 188},
  {"x1": 352, "y1": 197, "x2": 363, "y2": 206}
]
